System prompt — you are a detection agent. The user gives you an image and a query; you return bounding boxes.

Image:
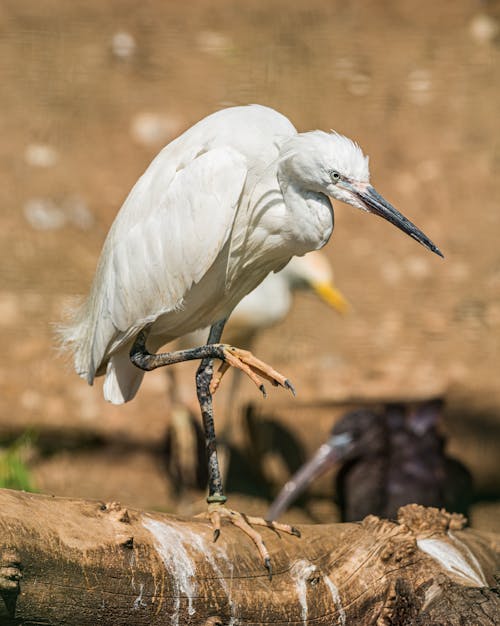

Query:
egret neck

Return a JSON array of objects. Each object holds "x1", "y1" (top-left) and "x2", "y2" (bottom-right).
[{"x1": 277, "y1": 175, "x2": 334, "y2": 254}]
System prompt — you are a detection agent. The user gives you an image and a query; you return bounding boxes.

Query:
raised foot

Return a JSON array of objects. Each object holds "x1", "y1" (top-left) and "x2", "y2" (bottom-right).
[
  {"x1": 210, "y1": 345, "x2": 296, "y2": 397},
  {"x1": 195, "y1": 503, "x2": 301, "y2": 579}
]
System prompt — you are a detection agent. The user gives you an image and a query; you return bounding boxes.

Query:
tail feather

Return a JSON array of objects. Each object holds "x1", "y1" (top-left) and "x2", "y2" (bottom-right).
[
  {"x1": 56, "y1": 298, "x2": 97, "y2": 383},
  {"x1": 57, "y1": 284, "x2": 147, "y2": 404},
  {"x1": 58, "y1": 310, "x2": 145, "y2": 404},
  {"x1": 57, "y1": 294, "x2": 117, "y2": 385},
  {"x1": 103, "y1": 346, "x2": 145, "y2": 404}
]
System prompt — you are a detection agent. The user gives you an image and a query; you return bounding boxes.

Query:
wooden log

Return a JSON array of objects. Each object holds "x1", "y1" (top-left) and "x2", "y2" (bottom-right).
[{"x1": 0, "y1": 488, "x2": 498, "y2": 625}]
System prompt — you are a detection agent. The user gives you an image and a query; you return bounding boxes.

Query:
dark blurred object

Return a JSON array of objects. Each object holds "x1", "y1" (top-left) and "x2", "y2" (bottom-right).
[
  {"x1": 225, "y1": 403, "x2": 309, "y2": 500},
  {"x1": 267, "y1": 399, "x2": 473, "y2": 522}
]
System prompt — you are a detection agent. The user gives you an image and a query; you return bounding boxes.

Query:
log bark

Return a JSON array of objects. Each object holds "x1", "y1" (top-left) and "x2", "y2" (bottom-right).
[{"x1": 0, "y1": 489, "x2": 498, "y2": 625}]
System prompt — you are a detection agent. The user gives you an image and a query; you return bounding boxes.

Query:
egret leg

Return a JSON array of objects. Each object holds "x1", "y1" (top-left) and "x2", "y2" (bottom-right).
[
  {"x1": 195, "y1": 319, "x2": 227, "y2": 502},
  {"x1": 130, "y1": 324, "x2": 227, "y2": 371},
  {"x1": 130, "y1": 324, "x2": 295, "y2": 397},
  {"x1": 130, "y1": 322, "x2": 300, "y2": 574}
]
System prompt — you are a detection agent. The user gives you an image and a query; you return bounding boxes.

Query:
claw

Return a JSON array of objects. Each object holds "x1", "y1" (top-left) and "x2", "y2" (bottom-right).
[
  {"x1": 290, "y1": 526, "x2": 301, "y2": 538},
  {"x1": 264, "y1": 556, "x2": 273, "y2": 581},
  {"x1": 259, "y1": 384, "x2": 267, "y2": 398},
  {"x1": 219, "y1": 345, "x2": 295, "y2": 399},
  {"x1": 200, "y1": 503, "x2": 300, "y2": 578},
  {"x1": 223, "y1": 347, "x2": 267, "y2": 393}
]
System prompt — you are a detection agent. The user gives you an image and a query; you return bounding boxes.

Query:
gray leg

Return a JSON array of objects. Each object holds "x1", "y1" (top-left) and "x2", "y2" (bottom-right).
[
  {"x1": 130, "y1": 323, "x2": 226, "y2": 370},
  {"x1": 195, "y1": 319, "x2": 227, "y2": 503},
  {"x1": 130, "y1": 323, "x2": 294, "y2": 394},
  {"x1": 130, "y1": 320, "x2": 229, "y2": 503},
  {"x1": 130, "y1": 320, "x2": 295, "y2": 506},
  {"x1": 130, "y1": 322, "x2": 301, "y2": 572}
]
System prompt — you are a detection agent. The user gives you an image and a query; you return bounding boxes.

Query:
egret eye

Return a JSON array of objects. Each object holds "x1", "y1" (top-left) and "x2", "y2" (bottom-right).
[{"x1": 329, "y1": 170, "x2": 341, "y2": 183}]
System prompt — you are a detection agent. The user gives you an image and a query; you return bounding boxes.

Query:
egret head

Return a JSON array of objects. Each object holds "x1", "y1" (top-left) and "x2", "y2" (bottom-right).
[{"x1": 280, "y1": 130, "x2": 443, "y2": 258}]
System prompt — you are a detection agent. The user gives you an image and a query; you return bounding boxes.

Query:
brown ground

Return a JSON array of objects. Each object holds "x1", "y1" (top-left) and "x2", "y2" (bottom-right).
[{"x1": 0, "y1": 1, "x2": 499, "y2": 529}]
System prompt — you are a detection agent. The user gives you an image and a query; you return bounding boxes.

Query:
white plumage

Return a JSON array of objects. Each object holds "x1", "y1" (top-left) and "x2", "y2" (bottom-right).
[{"x1": 60, "y1": 104, "x2": 440, "y2": 405}]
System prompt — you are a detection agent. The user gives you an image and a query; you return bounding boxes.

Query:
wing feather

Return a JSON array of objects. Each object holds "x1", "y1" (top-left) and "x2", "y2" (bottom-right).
[{"x1": 64, "y1": 146, "x2": 247, "y2": 382}]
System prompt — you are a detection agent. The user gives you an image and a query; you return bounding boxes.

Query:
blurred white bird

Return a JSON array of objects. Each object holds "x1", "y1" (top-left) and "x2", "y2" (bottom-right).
[
  {"x1": 180, "y1": 250, "x2": 347, "y2": 350},
  {"x1": 60, "y1": 104, "x2": 442, "y2": 573},
  {"x1": 172, "y1": 249, "x2": 347, "y2": 413}
]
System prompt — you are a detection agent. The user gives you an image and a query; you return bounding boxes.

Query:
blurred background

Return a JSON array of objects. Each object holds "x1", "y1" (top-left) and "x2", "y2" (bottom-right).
[{"x1": 0, "y1": 1, "x2": 499, "y2": 530}]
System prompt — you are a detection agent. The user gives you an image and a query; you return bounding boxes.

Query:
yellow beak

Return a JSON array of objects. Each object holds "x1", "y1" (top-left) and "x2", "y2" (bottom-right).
[{"x1": 312, "y1": 281, "x2": 349, "y2": 314}]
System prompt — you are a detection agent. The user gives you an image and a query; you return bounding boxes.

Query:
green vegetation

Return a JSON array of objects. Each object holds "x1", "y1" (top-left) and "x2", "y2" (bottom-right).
[{"x1": 0, "y1": 432, "x2": 36, "y2": 491}]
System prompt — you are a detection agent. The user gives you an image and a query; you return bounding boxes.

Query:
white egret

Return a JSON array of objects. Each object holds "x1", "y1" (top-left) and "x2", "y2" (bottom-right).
[{"x1": 60, "y1": 104, "x2": 442, "y2": 574}]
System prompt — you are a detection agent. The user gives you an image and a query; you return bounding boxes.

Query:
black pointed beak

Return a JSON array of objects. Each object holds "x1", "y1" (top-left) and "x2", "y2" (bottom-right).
[
  {"x1": 266, "y1": 433, "x2": 352, "y2": 521},
  {"x1": 354, "y1": 184, "x2": 444, "y2": 258}
]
